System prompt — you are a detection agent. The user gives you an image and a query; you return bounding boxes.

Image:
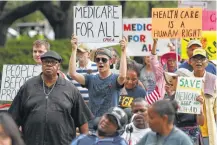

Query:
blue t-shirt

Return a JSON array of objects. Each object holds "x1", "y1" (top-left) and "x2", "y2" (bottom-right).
[
  {"x1": 179, "y1": 61, "x2": 216, "y2": 75},
  {"x1": 71, "y1": 133, "x2": 128, "y2": 145},
  {"x1": 125, "y1": 86, "x2": 146, "y2": 98},
  {"x1": 137, "y1": 127, "x2": 193, "y2": 145},
  {"x1": 84, "y1": 73, "x2": 123, "y2": 117}
]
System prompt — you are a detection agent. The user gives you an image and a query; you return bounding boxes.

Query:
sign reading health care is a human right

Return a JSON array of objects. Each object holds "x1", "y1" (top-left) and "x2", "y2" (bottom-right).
[
  {"x1": 152, "y1": 8, "x2": 202, "y2": 38},
  {"x1": 123, "y1": 18, "x2": 170, "y2": 56},
  {"x1": 74, "y1": 5, "x2": 122, "y2": 43}
]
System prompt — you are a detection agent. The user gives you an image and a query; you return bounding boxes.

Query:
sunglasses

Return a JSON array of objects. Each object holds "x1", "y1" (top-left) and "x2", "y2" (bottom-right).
[{"x1": 96, "y1": 57, "x2": 108, "y2": 63}]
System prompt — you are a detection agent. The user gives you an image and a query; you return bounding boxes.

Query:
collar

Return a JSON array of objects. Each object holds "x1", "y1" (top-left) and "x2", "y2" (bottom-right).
[
  {"x1": 192, "y1": 71, "x2": 206, "y2": 80},
  {"x1": 35, "y1": 73, "x2": 66, "y2": 86}
]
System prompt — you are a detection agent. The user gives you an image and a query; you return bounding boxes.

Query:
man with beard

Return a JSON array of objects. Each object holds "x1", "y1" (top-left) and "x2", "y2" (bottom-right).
[
  {"x1": 122, "y1": 98, "x2": 150, "y2": 145},
  {"x1": 67, "y1": 43, "x2": 98, "y2": 102},
  {"x1": 9, "y1": 51, "x2": 93, "y2": 145},
  {"x1": 70, "y1": 107, "x2": 128, "y2": 145}
]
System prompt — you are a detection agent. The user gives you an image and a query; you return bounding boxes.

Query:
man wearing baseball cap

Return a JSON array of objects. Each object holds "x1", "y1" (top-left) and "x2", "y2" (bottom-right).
[
  {"x1": 67, "y1": 43, "x2": 98, "y2": 102},
  {"x1": 189, "y1": 48, "x2": 217, "y2": 145},
  {"x1": 179, "y1": 40, "x2": 216, "y2": 75},
  {"x1": 71, "y1": 107, "x2": 128, "y2": 145}
]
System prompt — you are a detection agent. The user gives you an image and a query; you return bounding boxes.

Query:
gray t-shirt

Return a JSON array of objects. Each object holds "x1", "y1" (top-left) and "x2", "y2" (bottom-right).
[
  {"x1": 137, "y1": 127, "x2": 193, "y2": 145},
  {"x1": 139, "y1": 66, "x2": 156, "y2": 95}
]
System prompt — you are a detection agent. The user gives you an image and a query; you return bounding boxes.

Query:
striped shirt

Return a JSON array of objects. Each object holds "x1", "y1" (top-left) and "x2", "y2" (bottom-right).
[{"x1": 67, "y1": 61, "x2": 98, "y2": 100}]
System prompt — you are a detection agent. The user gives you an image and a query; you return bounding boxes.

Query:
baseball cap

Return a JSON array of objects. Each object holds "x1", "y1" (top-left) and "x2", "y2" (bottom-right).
[
  {"x1": 77, "y1": 43, "x2": 90, "y2": 53},
  {"x1": 40, "y1": 50, "x2": 62, "y2": 62},
  {"x1": 187, "y1": 40, "x2": 202, "y2": 49},
  {"x1": 163, "y1": 68, "x2": 192, "y2": 85},
  {"x1": 191, "y1": 48, "x2": 207, "y2": 58},
  {"x1": 95, "y1": 48, "x2": 112, "y2": 59},
  {"x1": 106, "y1": 107, "x2": 128, "y2": 129},
  {"x1": 160, "y1": 52, "x2": 180, "y2": 65}
]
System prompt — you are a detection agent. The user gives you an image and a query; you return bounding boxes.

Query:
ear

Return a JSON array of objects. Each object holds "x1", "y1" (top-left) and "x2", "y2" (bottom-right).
[
  {"x1": 162, "y1": 114, "x2": 169, "y2": 123},
  {"x1": 204, "y1": 59, "x2": 208, "y2": 67},
  {"x1": 109, "y1": 59, "x2": 113, "y2": 65}
]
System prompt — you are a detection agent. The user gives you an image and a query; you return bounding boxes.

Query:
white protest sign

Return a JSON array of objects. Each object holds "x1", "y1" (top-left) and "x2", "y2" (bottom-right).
[
  {"x1": 0, "y1": 65, "x2": 42, "y2": 101},
  {"x1": 74, "y1": 5, "x2": 122, "y2": 43},
  {"x1": 123, "y1": 18, "x2": 171, "y2": 56},
  {"x1": 175, "y1": 77, "x2": 203, "y2": 114},
  {"x1": 178, "y1": 0, "x2": 207, "y2": 9}
]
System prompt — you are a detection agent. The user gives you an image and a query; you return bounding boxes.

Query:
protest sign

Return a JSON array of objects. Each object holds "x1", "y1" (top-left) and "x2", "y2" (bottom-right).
[
  {"x1": 123, "y1": 18, "x2": 171, "y2": 56},
  {"x1": 0, "y1": 65, "x2": 41, "y2": 101},
  {"x1": 178, "y1": 0, "x2": 207, "y2": 9},
  {"x1": 175, "y1": 77, "x2": 202, "y2": 114},
  {"x1": 203, "y1": 10, "x2": 216, "y2": 31},
  {"x1": 119, "y1": 95, "x2": 134, "y2": 108},
  {"x1": 152, "y1": 8, "x2": 202, "y2": 38},
  {"x1": 181, "y1": 31, "x2": 216, "y2": 60},
  {"x1": 74, "y1": 5, "x2": 122, "y2": 43}
]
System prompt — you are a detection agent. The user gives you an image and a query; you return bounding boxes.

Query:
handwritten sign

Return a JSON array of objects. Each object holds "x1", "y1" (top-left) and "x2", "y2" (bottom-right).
[
  {"x1": 178, "y1": 0, "x2": 207, "y2": 9},
  {"x1": 74, "y1": 5, "x2": 122, "y2": 43},
  {"x1": 0, "y1": 65, "x2": 41, "y2": 101},
  {"x1": 181, "y1": 31, "x2": 216, "y2": 60},
  {"x1": 203, "y1": 10, "x2": 216, "y2": 31},
  {"x1": 123, "y1": 18, "x2": 171, "y2": 56},
  {"x1": 119, "y1": 95, "x2": 134, "y2": 108},
  {"x1": 152, "y1": 8, "x2": 202, "y2": 38},
  {"x1": 175, "y1": 77, "x2": 202, "y2": 114}
]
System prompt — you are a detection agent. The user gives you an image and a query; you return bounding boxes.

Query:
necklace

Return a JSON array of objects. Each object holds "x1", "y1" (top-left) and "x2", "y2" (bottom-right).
[{"x1": 42, "y1": 79, "x2": 57, "y2": 99}]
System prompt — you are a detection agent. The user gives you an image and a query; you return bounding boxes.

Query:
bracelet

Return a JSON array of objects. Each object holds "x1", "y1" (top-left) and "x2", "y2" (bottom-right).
[{"x1": 151, "y1": 53, "x2": 157, "y2": 55}]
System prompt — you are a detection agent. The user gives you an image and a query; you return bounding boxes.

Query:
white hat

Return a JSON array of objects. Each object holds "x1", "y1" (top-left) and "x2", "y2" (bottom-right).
[
  {"x1": 163, "y1": 68, "x2": 192, "y2": 84},
  {"x1": 187, "y1": 40, "x2": 202, "y2": 49}
]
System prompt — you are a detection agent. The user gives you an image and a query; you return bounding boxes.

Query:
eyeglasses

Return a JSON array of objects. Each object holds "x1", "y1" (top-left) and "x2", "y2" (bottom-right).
[
  {"x1": 192, "y1": 57, "x2": 206, "y2": 62},
  {"x1": 42, "y1": 59, "x2": 59, "y2": 65},
  {"x1": 96, "y1": 57, "x2": 108, "y2": 63}
]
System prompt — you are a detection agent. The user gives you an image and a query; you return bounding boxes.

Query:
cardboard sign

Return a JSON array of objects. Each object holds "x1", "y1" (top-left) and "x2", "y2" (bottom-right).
[
  {"x1": 152, "y1": 8, "x2": 202, "y2": 38},
  {"x1": 119, "y1": 95, "x2": 134, "y2": 108},
  {"x1": 178, "y1": 0, "x2": 207, "y2": 9},
  {"x1": 123, "y1": 18, "x2": 171, "y2": 56},
  {"x1": 203, "y1": 10, "x2": 216, "y2": 31},
  {"x1": 74, "y1": 5, "x2": 122, "y2": 43},
  {"x1": 181, "y1": 31, "x2": 216, "y2": 60},
  {"x1": 175, "y1": 77, "x2": 202, "y2": 114},
  {"x1": 0, "y1": 65, "x2": 41, "y2": 101}
]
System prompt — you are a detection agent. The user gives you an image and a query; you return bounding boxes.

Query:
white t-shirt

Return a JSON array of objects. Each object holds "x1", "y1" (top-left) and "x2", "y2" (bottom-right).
[{"x1": 121, "y1": 122, "x2": 151, "y2": 145}]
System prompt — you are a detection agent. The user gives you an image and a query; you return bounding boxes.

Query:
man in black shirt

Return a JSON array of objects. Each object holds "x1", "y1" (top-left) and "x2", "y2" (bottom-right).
[{"x1": 9, "y1": 51, "x2": 93, "y2": 145}]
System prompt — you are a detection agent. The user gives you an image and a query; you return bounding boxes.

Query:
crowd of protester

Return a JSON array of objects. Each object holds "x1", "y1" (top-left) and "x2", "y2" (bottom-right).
[{"x1": 0, "y1": 34, "x2": 216, "y2": 145}]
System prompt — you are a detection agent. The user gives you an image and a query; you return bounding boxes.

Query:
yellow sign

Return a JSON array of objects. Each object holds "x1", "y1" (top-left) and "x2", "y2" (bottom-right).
[
  {"x1": 152, "y1": 8, "x2": 202, "y2": 38},
  {"x1": 119, "y1": 96, "x2": 134, "y2": 108},
  {"x1": 181, "y1": 31, "x2": 216, "y2": 60}
]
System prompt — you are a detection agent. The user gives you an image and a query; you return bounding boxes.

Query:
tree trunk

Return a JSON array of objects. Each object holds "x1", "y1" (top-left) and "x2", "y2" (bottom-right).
[
  {"x1": 0, "y1": 24, "x2": 8, "y2": 46},
  {"x1": 40, "y1": 1, "x2": 76, "y2": 39}
]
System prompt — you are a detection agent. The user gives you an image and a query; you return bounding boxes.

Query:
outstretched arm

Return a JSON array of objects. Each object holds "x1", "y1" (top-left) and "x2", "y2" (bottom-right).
[
  {"x1": 117, "y1": 37, "x2": 127, "y2": 85},
  {"x1": 68, "y1": 34, "x2": 85, "y2": 85}
]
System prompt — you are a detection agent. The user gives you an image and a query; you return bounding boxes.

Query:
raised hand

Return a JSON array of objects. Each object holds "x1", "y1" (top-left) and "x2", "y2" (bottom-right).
[
  {"x1": 119, "y1": 36, "x2": 127, "y2": 52},
  {"x1": 71, "y1": 34, "x2": 78, "y2": 51}
]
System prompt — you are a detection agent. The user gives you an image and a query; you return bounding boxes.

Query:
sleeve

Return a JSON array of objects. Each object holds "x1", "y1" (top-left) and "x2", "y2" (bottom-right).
[
  {"x1": 8, "y1": 85, "x2": 25, "y2": 127},
  {"x1": 150, "y1": 54, "x2": 164, "y2": 82},
  {"x1": 71, "y1": 89, "x2": 94, "y2": 127},
  {"x1": 115, "y1": 74, "x2": 124, "y2": 89},
  {"x1": 84, "y1": 74, "x2": 92, "y2": 88},
  {"x1": 119, "y1": 138, "x2": 128, "y2": 145}
]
